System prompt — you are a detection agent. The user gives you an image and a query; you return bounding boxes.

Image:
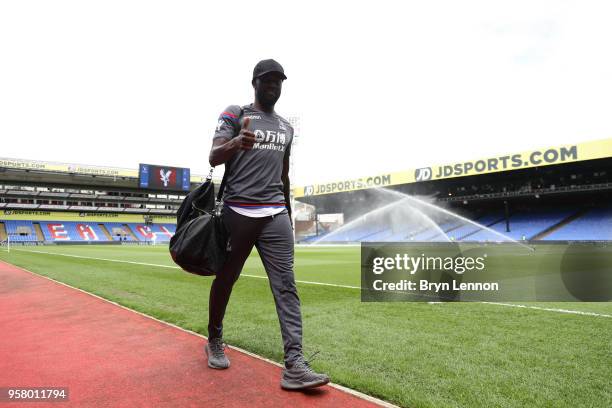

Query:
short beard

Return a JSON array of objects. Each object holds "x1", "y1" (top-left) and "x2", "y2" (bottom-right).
[{"x1": 256, "y1": 88, "x2": 280, "y2": 109}]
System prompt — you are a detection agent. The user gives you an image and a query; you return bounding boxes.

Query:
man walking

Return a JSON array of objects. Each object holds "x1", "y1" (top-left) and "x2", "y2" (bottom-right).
[{"x1": 206, "y1": 59, "x2": 330, "y2": 390}]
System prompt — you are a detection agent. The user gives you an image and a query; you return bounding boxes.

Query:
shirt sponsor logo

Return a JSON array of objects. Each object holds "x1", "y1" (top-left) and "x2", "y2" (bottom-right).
[
  {"x1": 252, "y1": 129, "x2": 287, "y2": 151},
  {"x1": 254, "y1": 129, "x2": 265, "y2": 142},
  {"x1": 245, "y1": 115, "x2": 261, "y2": 120}
]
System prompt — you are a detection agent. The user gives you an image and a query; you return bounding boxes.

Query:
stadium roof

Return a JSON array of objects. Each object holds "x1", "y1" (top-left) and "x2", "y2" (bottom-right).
[
  {"x1": 293, "y1": 138, "x2": 612, "y2": 198},
  {"x1": 0, "y1": 158, "x2": 212, "y2": 183}
]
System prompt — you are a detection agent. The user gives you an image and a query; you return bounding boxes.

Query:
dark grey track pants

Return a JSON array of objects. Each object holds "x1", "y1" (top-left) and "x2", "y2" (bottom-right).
[{"x1": 207, "y1": 208, "x2": 302, "y2": 366}]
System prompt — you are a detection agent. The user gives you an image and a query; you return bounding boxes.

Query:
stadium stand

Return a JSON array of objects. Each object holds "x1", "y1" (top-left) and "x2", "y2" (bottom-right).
[
  {"x1": 4, "y1": 220, "x2": 38, "y2": 242},
  {"x1": 408, "y1": 219, "x2": 466, "y2": 241},
  {"x1": 39, "y1": 222, "x2": 111, "y2": 242},
  {"x1": 465, "y1": 209, "x2": 577, "y2": 241},
  {"x1": 25, "y1": 222, "x2": 178, "y2": 243},
  {"x1": 327, "y1": 226, "x2": 384, "y2": 242},
  {"x1": 104, "y1": 223, "x2": 138, "y2": 242},
  {"x1": 3, "y1": 208, "x2": 611, "y2": 243},
  {"x1": 308, "y1": 207, "x2": 612, "y2": 243},
  {"x1": 361, "y1": 228, "x2": 402, "y2": 242},
  {"x1": 0, "y1": 221, "x2": 178, "y2": 243},
  {"x1": 125, "y1": 223, "x2": 176, "y2": 242},
  {"x1": 2, "y1": 145, "x2": 610, "y2": 244},
  {"x1": 542, "y1": 206, "x2": 612, "y2": 240},
  {"x1": 444, "y1": 213, "x2": 504, "y2": 241}
]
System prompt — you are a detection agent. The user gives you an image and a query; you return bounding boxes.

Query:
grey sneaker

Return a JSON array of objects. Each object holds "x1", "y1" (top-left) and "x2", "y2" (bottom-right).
[
  {"x1": 281, "y1": 354, "x2": 330, "y2": 390},
  {"x1": 205, "y1": 338, "x2": 230, "y2": 369}
]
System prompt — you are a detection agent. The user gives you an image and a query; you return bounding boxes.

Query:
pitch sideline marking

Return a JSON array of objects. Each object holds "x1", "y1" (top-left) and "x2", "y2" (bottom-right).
[
  {"x1": 13, "y1": 248, "x2": 362, "y2": 289},
  {"x1": 0, "y1": 259, "x2": 398, "y2": 408},
  {"x1": 480, "y1": 302, "x2": 612, "y2": 318},
  {"x1": 10, "y1": 248, "x2": 612, "y2": 318}
]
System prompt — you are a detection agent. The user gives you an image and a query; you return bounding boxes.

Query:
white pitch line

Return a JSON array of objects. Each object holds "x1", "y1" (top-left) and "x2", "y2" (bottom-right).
[
  {"x1": 12, "y1": 248, "x2": 612, "y2": 318},
  {"x1": 1, "y1": 260, "x2": 397, "y2": 408},
  {"x1": 481, "y1": 302, "x2": 612, "y2": 318},
  {"x1": 17, "y1": 249, "x2": 179, "y2": 268},
  {"x1": 14, "y1": 248, "x2": 361, "y2": 290},
  {"x1": 296, "y1": 244, "x2": 361, "y2": 248}
]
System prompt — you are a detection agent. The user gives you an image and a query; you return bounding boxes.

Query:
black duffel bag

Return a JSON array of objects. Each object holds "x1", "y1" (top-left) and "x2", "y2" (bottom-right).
[{"x1": 169, "y1": 170, "x2": 229, "y2": 276}]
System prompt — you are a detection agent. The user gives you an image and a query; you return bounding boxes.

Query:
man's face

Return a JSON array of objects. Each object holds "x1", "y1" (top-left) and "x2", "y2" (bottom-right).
[{"x1": 254, "y1": 73, "x2": 284, "y2": 107}]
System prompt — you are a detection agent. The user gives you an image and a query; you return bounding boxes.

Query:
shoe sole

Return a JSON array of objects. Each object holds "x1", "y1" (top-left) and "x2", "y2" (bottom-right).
[
  {"x1": 205, "y1": 344, "x2": 230, "y2": 369},
  {"x1": 280, "y1": 377, "x2": 330, "y2": 391}
]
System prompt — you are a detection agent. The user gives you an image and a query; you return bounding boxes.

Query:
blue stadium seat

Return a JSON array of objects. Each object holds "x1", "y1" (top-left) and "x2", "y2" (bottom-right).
[
  {"x1": 124, "y1": 223, "x2": 176, "y2": 242},
  {"x1": 38, "y1": 222, "x2": 110, "y2": 242},
  {"x1": 3, "y1": 220, "x2": 39, "y2": 242},
  {"x1": 465, "y1": 209, "x2": 575, "y2": 242},
  {"x1": 104, "y1": 223, "x2": 137, "y2": 242},
  {"x1": 446, "y1": 213, "x2": 504, "y2": 241},
  {"x1": 409, "y1": 219, "x2": 465, "y2": 242},
  {"x1": 541, "y1": 207, "x2": 612, "y2": 240}
]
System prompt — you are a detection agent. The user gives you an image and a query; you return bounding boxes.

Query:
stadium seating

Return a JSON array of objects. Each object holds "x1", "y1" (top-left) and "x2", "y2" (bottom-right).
[
  {"x1": 104, "y1": 223, "x2": 137, "y2": 242},
  {"x1": 5, "y1": 207, "x2": 611, "y2": 244},
  {"x1": 39, "y1": 222, "x2": 111, "y2": 242},
  {"x1": 3, "y1": 220, "x2": 39, "y2": 242},
  {"x1": 541, "y1": 207, "x2": 612, "y2": 240},
  {"x1": 313, "y1": 224, "x2": 384, "y2": 242},
  {"x1": 308, "y1": 208, "x2": 591, "y2": 243},
  {"x1": 465, "y1": 209, "x2": 576, "y2": 241},
  {"x1": 356, "y1": 228, "x2": 393, "y2": 242},
  {"x1": 408, "y1": 219, "x2": 465, "y2": 242},
  {"x1": 124, "y1": 223, "x2": 176, "y2": 242},
  {"x1": 1, "y1": 221, "x2": 177, "y2": 243},
  {"x1": 445, "y1": 213, "x2": 504, "y2": 241}
]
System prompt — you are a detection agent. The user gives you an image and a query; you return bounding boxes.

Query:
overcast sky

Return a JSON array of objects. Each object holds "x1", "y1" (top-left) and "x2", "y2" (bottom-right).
[{"x1": 1, "y1": 1, "x2": 611, "y2": 186}]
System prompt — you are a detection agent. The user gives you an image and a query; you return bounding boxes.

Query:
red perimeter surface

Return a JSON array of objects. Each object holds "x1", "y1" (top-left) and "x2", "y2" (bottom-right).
[{"x1": 0, "y1": 261, "x2": 383, "y2": 408}]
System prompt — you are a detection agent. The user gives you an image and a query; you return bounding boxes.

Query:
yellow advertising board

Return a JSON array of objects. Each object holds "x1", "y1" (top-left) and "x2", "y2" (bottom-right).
[
  {"x1": 0, "y1": 158, "x2": 139, "y2": 178},
  {"x1": 0, "y1": 210, "x2": 176, "y2": 224},
  {"x1": 0, "y1": 158, "x2": 211, "y2": 183},
  {"x1": 294, "y1": 138, "x2": 612, "y2": 198}
]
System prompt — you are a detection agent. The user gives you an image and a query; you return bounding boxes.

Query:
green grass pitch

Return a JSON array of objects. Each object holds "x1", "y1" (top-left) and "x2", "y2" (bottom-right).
[{"x1": 1, "y1": 244, "x2": 610, "y2": 408}]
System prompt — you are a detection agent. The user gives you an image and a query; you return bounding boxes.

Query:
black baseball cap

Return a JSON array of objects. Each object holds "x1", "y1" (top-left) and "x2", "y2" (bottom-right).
[{"x1": 252, "y1": 59, "x2": 287, "y2": 81}]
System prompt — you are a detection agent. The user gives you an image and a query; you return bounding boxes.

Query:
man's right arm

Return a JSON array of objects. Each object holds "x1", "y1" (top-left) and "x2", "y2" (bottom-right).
[
  {"x1": 209, "y1": 138, "x2": 239, "y2": 167},
  {"x1": 208, "y1": 109, "x2": 255, "y2": 166}
]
